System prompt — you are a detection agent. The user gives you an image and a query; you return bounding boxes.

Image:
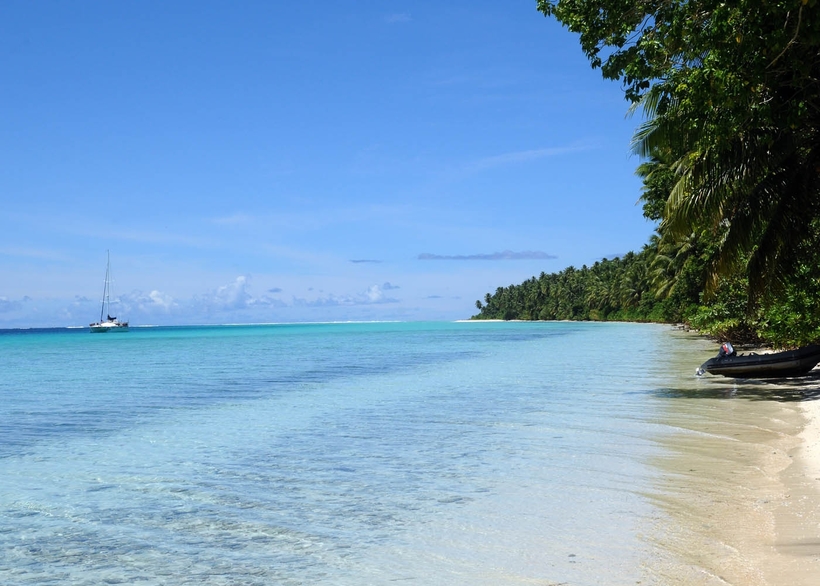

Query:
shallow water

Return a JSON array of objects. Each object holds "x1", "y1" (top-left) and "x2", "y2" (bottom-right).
[{"x1": 0, "y1": 321, "x2": 810, "y2": 585}]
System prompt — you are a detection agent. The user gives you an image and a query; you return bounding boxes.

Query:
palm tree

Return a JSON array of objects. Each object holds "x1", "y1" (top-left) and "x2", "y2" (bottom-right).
[{"x1": 632, "y1": 83, "x2": 820, "y2": 300}]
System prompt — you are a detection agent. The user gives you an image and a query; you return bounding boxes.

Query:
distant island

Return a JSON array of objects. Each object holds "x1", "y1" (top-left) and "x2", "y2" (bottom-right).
[{"x1": 473, "y1": 2, "x2": 820, "y2": 349}]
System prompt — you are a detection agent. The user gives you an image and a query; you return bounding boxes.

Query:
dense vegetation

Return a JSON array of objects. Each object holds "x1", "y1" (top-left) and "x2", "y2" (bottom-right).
[{"x1": 473, "y1": 0, "x2": 820, "y2": 348}]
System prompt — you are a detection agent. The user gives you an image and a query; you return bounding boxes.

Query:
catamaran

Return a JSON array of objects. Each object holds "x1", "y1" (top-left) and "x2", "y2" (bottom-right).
[{"x1": 90, "y1": 251, "x2": 129, "y2": 333}]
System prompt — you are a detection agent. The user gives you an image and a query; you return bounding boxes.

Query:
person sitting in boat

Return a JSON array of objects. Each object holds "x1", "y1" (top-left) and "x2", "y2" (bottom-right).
[{"x1": 718, "y1": 342, "x2": 736, "y2": 358}]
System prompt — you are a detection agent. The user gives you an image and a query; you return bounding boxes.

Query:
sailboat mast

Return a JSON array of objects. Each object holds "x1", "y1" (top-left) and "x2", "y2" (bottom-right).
[{"x1": 99, "y1": 250, "x2": 110, "y2": 322}]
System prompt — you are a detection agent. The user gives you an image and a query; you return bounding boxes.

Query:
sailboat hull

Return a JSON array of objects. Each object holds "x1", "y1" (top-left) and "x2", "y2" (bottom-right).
[{"x1": 90, "y1": 321, "x2": 129, "y2": 333}]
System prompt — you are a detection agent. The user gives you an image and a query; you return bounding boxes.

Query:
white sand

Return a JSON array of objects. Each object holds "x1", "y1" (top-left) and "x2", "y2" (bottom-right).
[
  {"x1": 762, "y1": 396, "x2": 820, "y2": 584},
  {"x1": 798, "y1": 399, "x2": 820, "y2": 482},
  {"x1": 644, "y1": 350, "x2": 820, "y2": 584}
]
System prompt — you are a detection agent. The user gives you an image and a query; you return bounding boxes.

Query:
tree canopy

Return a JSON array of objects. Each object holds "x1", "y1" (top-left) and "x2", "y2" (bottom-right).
[
  {"x1": 537, "y1": 0, "x2": 820, "y2": 296},
  {"x1": 473, "y1": 2, "x2": 820, "y2": 347}
]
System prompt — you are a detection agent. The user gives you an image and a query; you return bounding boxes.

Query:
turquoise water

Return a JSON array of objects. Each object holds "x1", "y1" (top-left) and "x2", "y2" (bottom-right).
[{"x1": 0, "y1": 321, "x2": 705, "y2": 584}]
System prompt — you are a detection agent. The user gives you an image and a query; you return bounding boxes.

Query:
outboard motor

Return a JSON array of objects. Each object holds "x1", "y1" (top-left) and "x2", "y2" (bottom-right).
[
  {"x1": 718, "y1": 342, "x2": 736, "y2": 358},
  {"x1": 696, "y1": 342, "x2": 736, "y2": 376}
]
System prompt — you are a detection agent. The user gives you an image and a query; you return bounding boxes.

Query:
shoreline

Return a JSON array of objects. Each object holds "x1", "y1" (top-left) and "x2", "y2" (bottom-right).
[
  {"x1": 647, "y1": 331, "x2": 820, "y2": 584},
  {"x1": 797, "y1": 399, "x2": 820, "y2": 484},
  {"x1": 774, "y1": 397, "x2": 820, "y2": 579}
]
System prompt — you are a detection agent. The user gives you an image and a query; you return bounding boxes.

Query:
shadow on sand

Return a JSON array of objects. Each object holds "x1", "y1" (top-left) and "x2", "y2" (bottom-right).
[{"x1": 651, "y1": 370, "x2": 820, "y2": 402}]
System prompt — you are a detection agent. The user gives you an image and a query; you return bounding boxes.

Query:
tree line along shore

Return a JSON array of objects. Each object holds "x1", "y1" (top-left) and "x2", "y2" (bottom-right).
[{"x1": 473, "y1": 1, "x2": 820, "y2": 349}]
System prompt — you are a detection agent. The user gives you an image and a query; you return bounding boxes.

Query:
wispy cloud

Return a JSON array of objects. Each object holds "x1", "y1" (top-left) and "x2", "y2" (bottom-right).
[
  {"x1": 350, "y1": 259, "x2": 382, "y2": 264},
  {"x1": 209, "y1": 204, "x2": 414, "y2": 234},
  {"x1": 418, "y1": 250, "x2": 556, "y2": 261},
  {"x1": 1, "y1": 211, "x2": 214, "y2": 250},
  {"x1": 429, "y1": 67, "x2": 522, "y2": 89},
  {"x1": 465, "y1": 144, "x2": 596, "y2": 173},
  {"x1": 211, "y1": 213, "x2": 255, "y2": 226},
  {"x1": 385, "y1": 13, "x2": 411, "y2": 23},
  {"x1": 0, "y1": 247, "x2": 71, "y2": 261},
  {"x1": 431, "y1": 73, "x2": 483, "y2": 87}
]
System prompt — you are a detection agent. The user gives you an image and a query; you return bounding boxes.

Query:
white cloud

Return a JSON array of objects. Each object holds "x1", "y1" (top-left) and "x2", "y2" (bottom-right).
[
  {"x1": 294, "y1": 282, "x2": 400, "y2": 307},
  {"x1": 204, "y1": 276, "x2": 252, "y2": 311},
  {"x1": 148, "y1": 290, "x2": 175, "y2": 309},
  {"x1": 364, "y1": 284, "x2": 387, "y2": 303},
  {"x1": 119, "y1": 289, "x2": 177, "y2": 313},
  {"x1": 251, "y1": 295, "x2": 287, "y2": 308},
  {"x1": 180, "y1": 276, "x2": 289, "y2": 318},
  {"x1": 359, "y1": 282, "x2": 401, "y2": 304}
]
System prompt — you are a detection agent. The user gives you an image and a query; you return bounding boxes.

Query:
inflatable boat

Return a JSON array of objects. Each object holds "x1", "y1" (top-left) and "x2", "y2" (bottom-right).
[{"x1": 697, "y1": 343, "x2": 820, "y2": 378}]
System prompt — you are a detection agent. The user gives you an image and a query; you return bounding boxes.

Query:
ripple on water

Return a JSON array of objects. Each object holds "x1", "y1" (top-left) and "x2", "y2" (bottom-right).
[{"x1": 0, "y1": 322, "x2": 742, "y2": 585}]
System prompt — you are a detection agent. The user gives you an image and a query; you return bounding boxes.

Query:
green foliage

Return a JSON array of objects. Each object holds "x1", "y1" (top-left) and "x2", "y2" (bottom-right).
[
  {"x1": 475, "y1": 224, "x2": 820, "y2": 346},
  {"x1": 636, "y1": 158, "x2": 676, "y2": 222},
  {"x1": 685, "y1": 254, "x2": 820, "y2": 347},
  {"x1": 755, "y1": 243, "x2": 820, "y2": 346},
  {"x1": 538, "y1": 0, "x2": 820, "y2": 296},
  {"x1": 687, "y1": 274, "x2": 761, "y2": 344},
  {"x1": 472, "y1": 245, "x2": 687, "y2": 324},
  {"x1": 508, "y1": 0, "x2": 820, "y2": 346}
]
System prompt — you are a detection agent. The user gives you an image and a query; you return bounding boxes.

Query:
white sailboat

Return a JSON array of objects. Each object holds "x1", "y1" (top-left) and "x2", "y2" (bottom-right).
[{"x1": 90, "y1": 251, "x2": 129, "y2": 333}]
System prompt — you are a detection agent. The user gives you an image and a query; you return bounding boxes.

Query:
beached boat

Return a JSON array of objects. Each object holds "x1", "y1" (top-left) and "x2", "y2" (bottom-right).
[
  {"x1": 697, "y1": 344, "x2": 820, "y2": 378},
  {"x1": 90, "y1": 252, "x2": 129, "y2": 333}
]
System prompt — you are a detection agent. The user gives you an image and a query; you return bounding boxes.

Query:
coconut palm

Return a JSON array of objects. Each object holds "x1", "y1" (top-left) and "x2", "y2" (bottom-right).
[{"x1": 631, "y1": 83, "x2": 820, "y2": 299}]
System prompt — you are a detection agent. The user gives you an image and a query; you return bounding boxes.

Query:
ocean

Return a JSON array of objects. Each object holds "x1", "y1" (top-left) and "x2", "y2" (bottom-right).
[{"x1": 0, "y1": 321, "x2": 771, "y2": 584}]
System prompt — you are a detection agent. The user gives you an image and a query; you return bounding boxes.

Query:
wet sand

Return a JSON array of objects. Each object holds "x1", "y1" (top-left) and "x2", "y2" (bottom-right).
[{"x1": 648, "y1": 333, "x2": 820, "y2": 584}]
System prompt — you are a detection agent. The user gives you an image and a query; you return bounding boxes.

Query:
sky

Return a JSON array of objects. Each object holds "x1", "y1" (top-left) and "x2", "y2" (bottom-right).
[{"x1": 0, "y1": 1, "x2": 657, "y2": 328}]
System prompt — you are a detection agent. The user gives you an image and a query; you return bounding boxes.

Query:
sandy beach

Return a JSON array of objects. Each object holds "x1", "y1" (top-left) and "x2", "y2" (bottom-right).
[
  {"x1": 648, "y1": 338, "x2": 820, "y2": 585},
  {"x1": 779, "y1": 399, "x2": 820, "y2": 582}
]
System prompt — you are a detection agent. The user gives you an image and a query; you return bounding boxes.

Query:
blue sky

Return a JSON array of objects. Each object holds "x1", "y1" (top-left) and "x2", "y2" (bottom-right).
[{"x1": 0, "y1": 1, "x2": 656, "y2": 327}]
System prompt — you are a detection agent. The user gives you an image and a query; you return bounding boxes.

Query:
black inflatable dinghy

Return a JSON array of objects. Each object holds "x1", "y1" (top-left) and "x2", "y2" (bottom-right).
[{"x1": 697, "y1": 343, "x2": 820, "y2": 378}]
